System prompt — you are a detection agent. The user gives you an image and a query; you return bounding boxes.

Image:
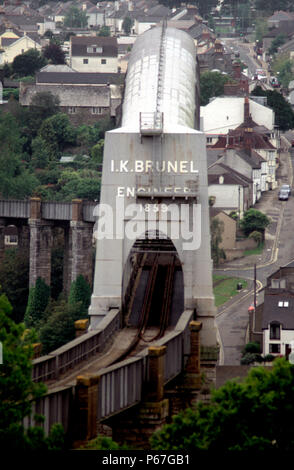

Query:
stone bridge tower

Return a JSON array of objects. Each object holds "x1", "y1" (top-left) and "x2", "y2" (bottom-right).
[{"x1": 89, "y1": 25, "x2": 218, "y2": 348}]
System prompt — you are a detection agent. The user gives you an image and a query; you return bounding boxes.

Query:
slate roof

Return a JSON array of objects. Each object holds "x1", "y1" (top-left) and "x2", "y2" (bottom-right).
[
  {"x1": 212, "y1": 128, "x2": 276, "y2": 151},
  {"x1": 20, "y1": 83, "x2": 111, "y2": 107},
  {"x1": 208, "y1": 162, "x2": 252, "y2": 186},
  {"x1": 262, "y1": 291, "x2": 294, "y2": 329},
  {"x1": 36, "y1": 71, "x2": 125, "y2": 85},
  {"x1": 71, "y1": 36, "x2": 118, "y2": 57}
]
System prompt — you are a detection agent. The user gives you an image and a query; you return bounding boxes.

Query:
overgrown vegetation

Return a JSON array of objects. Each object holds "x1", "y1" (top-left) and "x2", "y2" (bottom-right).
[
  {"x1": 0, "y1": 94, "x2": 114, "y2": 201},
  {"x1": 150, "y1": 358, "x2": 294, "y2": 450},
  {"x1": 0, "y1": 294, "x2": 65, "y2": 450}
]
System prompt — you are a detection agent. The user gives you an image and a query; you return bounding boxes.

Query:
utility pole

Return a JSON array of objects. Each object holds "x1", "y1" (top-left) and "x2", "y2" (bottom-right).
[{"x1": 254, "y1": 263, "x2": 257, "y2": 309}]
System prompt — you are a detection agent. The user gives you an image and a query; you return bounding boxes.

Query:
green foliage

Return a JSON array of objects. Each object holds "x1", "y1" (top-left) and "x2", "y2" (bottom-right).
[
  {"x1": 2, "y1": 88, "x2": 19, "y2": 101},
  {"x1": 210, "y1": 217, "x2": 225, "y2": 266},
  {"x1": 254, "y1": 18, "x2": 268, "y2": 43},
  {"x1": 151, "y1": 359, "x2": 294, "y2": 450},
  {"x1": 240, "y1": 208, "x2": 270, "y2": 237},
  {"x1": 43, "y1": 42, "x2": 66, "y2": 65},
  {"x1": 269, "y1": 34, "x2": 286, "y2": 55},
  {"x1": 69, "y1": 274, "x2": 91, "y2": 314},
  {"x1": 12, "y1": 49, "x2": 47, "y2": 78},
  {"x1": 242, "y1": 342, "x2": 261, "y2": 354},
  {"x1": 81, "y1": 436, "x2": 127, "y2": 449},
  {"x1": 24, "y1": 277, "x2": 50, "y2": 329},
  {"x1": 264, "y1": 354, "x2": 275, "y2": 362},
  {"x1": 254, "y1": 0, "x2": 294, "y2": 14},
  {"x1": 91, "y1": 139, "x2": 104, "y2": 164},
  {"x1": 122, "y1": 16, "x2": 134, "y2": 35},
  {"x1": 252, "y1": 86, "x2": 294, "y2": 130},
  {"x1": 39, "y1": 113, "x2": 77, "y2": 159},
  {"x1": 0, "y1": 248, "x2": 29, "y2": 323},
  {"x1": 27, "y1": 91, "x2": 60, "y2": 139},
  {"x1": 98, "y1": 26, "x2": 111, "y2": 37},
  {"x1": 57, "y1": 169, "x2": 101, "y2": 201},
  {"x1": 64, "y1": 6, "x2": 88, "y2": 28},
  {"x1": 0, "y1": 294, "x2": 48, "y2": 449},
  {"x1": 0, "y1": 111, "x2": 39, "y2": 198},
  {"x1": 39, "y1": 300, "x2": 84, "y2": 354},
  {"x1": 248, "y1": 230, "x2": 263, "y2": 246},
  {"x1": 240, "y1": 352, "x2": 260, "y2": 365},
  {"x1": 274, "y1": 59, "x2": 293, "y2": 89},
  {"x1": 200, "y1": 71, "x2": 231, "y2": 106}
]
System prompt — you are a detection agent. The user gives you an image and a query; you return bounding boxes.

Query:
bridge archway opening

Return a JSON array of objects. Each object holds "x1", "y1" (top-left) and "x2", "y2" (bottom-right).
[{"x1": 122, "y1": 231, "x2": 184, "y2": 332}]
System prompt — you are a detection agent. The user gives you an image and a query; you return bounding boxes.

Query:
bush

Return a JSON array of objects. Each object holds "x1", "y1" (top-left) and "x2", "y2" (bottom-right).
[
  {"x1": 263, "y1": 354, "x2": 275, "y2": 362},
  {"x1": 39, "y1": 300, "x2": 83, "y2": 354},
  {"x1": 240, "y1": 352, "x2": 259, "y2": 365},
  {"x1": 240, "y1": 209, "x2": 270, "y2": 237},
  {"x1": 24, "y1": 277, "x2": 50, "y2": 328},
  {"x1": 249, "y1": 230, "x2": 263, "y2": 246},
  {"x1": 242, "y1": 342, "x2": 261, "y2": 355}
]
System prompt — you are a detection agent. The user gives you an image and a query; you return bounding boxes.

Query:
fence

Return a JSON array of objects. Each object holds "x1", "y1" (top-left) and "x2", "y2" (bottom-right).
[
  {"x1": 32, "y1": 309, "x2": 120, "y2": 383},
  {"x1": 28, "y1": 309, "x2": 193, "y2": 436}
]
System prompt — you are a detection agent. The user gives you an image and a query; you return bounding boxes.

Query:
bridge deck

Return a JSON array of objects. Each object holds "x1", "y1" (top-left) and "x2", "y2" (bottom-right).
[{"x1": 46, "y1": 326, "x2": 172, "y2": 390}]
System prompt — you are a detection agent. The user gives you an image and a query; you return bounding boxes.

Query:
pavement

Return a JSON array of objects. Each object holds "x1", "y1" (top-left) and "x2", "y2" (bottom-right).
[
  {"x1": 214, "y1": 145, "x2": 294, "y2": 365},
  {"x1": 215, "y1": 148, "x2": 292, "y2": 274}
]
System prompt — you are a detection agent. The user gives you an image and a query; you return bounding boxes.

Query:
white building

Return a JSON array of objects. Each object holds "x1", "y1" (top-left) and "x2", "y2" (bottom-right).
[
  {"x1": 69, "y1": 36, "x2": 118, "y2": 73},
  {"x1": 201, "y1": 96, "x2": 275, "y2": 139}
]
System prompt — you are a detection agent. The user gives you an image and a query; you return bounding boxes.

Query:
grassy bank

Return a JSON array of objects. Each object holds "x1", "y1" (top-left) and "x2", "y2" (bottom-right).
[{"x1": 213, "y1": 274, "x2": 248, "y2": 307}]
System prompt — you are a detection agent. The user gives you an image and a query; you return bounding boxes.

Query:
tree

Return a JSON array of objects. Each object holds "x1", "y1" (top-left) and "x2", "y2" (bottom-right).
[
  {"x1": 12, "y1": 49, "x2": 46, "y2": 78},
  {"x1": 269, "y1": 34, "x2": 286, "y2": 55},
  {"x1": 43, "y1": 43, "x2": 66, "y2": 65},
  {"x1": 24, "y1": 277, "x2": 51, "y2": 329},
  {"x1": 0, "y1": 294, "x2": 65, "y2": 450},
  {"x1": 254, "y1": 0, "x2": 294, "y2": 14},
  {"x1": 240, "y1": 208, "x2": 270, "y2": 237},
  {"x1": 69, "y1": 274, "x2": 92, "y2": 314},
  {"x1": 151, "y1": 358, "x2": 294, "y2": 450},
  {"x1": 39, "y1": 113, "x2": 77, "y2": 159},
  {"x1": 210, "y1": 217, "x2": 225, "y2": 266},
  {"x1": 252, "y1": 87, "x2": 294, "y2": 130},
  {"x1": 57, "y1": 169, "x2": 101, "y2": 201},
  {"x1": 27, "y1": 91, "x2": 60, "y2": 138},
  {"x1": 0, "y1": 111, "x2": 39, "y2": 199},
  {"x1": 64, "y1": 6, "x2": 88, "y2": 28},
  {"x1": 273, "y1": 58, "x2": 294, "y2": 89},
  {"x1": 200, "y1": 71, "x2": 231, "y2": 106},
  {"x1": 122, "y1": 16, "x2": 134, "y2": 35},
  {"x1": 0, "y1": 248, "x2": 29, "y2": 323},
  {"x1": 39, "y1": 300, "x2": 84, "y2": 354},
  {"x1": 98, "y1": 26, "x2": 110, "y2": 37}
]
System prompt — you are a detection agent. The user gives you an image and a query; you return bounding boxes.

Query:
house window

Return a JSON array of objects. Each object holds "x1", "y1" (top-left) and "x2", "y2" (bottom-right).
[
  {"x1": 270, "y1": 322, "x2": 281, "y2": 340},
  {"x1": 101, "y1": 59, "x2": 106, "y2": 64},
  {"x1": 83, "y1": 58, "x2": 88, "y2": 64},
  {"x1": 269, "y1": 343, "x2": 281, "y2": 354},
  {"x1": 91, "y1": 107, "x2": 102, "y2": 115},
  {"x1": 68, "y1": 107, "x2": 76, "y2": 114}
]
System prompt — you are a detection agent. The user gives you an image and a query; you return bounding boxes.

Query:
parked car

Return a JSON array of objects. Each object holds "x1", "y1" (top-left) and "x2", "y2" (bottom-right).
[
  {"x1": 279, "y1": 189, "x2": 289, "y2": 200},
  {"x1": 280, "y1": 184, "x2": 291, "y2": 196}
]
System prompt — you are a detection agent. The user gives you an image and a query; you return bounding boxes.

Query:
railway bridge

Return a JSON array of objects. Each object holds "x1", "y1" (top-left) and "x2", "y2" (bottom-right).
[
  {"x1": 0, "y1": 197, "x2": 96, "y2": 292},
  {"x1": 20, "y1": 24, "x2": 220, "y2": 448}
]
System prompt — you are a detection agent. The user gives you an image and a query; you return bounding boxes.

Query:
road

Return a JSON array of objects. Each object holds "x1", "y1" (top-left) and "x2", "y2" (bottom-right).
[{"x1": 215, "y1": 148, "x2": 294, "y2": 365}]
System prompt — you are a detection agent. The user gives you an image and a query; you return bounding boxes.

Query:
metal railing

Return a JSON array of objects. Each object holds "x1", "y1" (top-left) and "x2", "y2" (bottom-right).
[
  {"x1": 97, "y1": 309, "x2": 193, "y2": 420},
  {"x1": 28, "y1": 309, "x2": 193, "y2": 435},
  {"x1": 0, "y1": 199, "x2": 97, "y2": 222},
  {"x1": 0, "y1": 199, "x2": 30, "y2": 218},
  {"x1": 32, "y1": 309, "x2": 120, "y2": 383}
]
